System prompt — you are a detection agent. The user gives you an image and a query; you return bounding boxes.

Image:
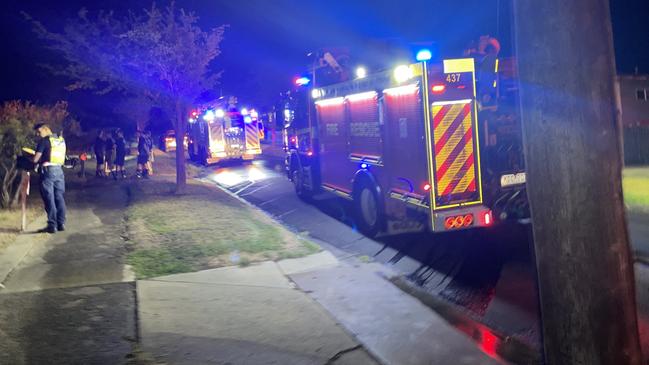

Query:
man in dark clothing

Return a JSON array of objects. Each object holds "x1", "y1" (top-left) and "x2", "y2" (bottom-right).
[
  {"x1": 136, "y1": 131, "x2": 150, "y2": 178},
  {"x1": 104, "y1": 130, "x2": 115, "y2": 176},
  {"x1": 33, "y1": 123, "x2": 67, "y2": 234},
  {"x1": 113, "y1": 129, "x2": 127, "y2": 179},
  {"x1": 94, "y1": 130, "x2": 106, "y2": 177},
  {"x1": 145, "y1": 130, "x2": 154, "y2": 176}
]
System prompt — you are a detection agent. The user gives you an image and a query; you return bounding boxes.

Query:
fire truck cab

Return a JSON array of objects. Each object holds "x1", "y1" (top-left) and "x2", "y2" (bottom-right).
[
  {"x1": 188, "y1": 99, "x2": 262, "y2": 165},
  {"x1": 286, "y1": 57, "x2": 527, "y2": 236}
]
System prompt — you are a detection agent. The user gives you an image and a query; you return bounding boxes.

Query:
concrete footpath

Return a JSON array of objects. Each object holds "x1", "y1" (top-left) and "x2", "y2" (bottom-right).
[
  {"x1": 139, "y1": 251, "x2": 501, "y2": 365},
  {"x1": 0, "y1": 176, "x2": 136, "y2": 364}
]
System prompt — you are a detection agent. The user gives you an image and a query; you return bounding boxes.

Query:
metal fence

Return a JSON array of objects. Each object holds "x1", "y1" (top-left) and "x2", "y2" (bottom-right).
[{"x1": 624, "y1": 126, "x2": 649, "y2": 165}]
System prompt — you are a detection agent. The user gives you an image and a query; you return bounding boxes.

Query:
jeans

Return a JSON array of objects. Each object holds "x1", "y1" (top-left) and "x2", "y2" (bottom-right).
[{"x1": 40, "y1": 165, "x2": 66, "y2": 229}]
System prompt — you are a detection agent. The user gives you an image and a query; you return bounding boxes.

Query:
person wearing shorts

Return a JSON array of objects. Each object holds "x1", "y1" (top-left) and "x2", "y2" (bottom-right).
[
  {"x1": 94, "y1": 130, "x2": 106, "y2": 177},
  {"x1": 136, "y1": 131, "x2": 150, "y2": 178},
  {"x1": 104, "y1": 130, "x2": 115, "y2": 176},
  {"x1": 113, "y1": 129, "x2": 127, "y2": 179}
]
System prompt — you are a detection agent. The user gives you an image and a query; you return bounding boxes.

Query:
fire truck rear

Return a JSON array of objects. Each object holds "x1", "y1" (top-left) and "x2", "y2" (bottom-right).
[
  {"x1": 285, "y1": 57, "x2": 528, "y2": 236},
  {"x1": 188, "y1": 101, "x2": 262, "y2": 165}
]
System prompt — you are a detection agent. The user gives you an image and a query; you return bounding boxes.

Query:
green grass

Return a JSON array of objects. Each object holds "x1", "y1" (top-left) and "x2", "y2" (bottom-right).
[
  {"x1": 623, "y1": 167, "x2": 649, "y2": 210},
  {"x1": 125, "y1": 181, "x2": 319, "y2": 279}
]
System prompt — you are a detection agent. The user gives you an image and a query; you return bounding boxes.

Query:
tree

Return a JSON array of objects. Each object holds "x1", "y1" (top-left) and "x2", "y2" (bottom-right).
[
  {"x1": 25, "y1": 2, "x2": 226, "y2": 193},
  {"x1": 113, "y1": 94, "x2": 155, "y2": 133},
  {"x1": 0, "y1": 101, "x2": 75, "y2": 208},
  {"x1": 513, "y1": 0, "x2": 642, "y2": 363}
]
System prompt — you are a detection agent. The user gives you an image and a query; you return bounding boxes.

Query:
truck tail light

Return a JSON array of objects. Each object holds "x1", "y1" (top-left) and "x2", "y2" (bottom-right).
[
  {"x1": 444, "y1": 214, "x2": 474, "y2": 230},
  {"x1": 483, "y1": 211, "x2": 492, "y2": 226},
  {"x1": 423, "y1": 183, "x2": 431, "y2": 191},
  {"x1": 431, "y1": 84, "x2": 446, "y2": 93}
]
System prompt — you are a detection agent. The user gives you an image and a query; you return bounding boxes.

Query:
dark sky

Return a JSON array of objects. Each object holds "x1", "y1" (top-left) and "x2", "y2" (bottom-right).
[{"x1": 0, "y1": 0, "x2": 648, "y2": 125}]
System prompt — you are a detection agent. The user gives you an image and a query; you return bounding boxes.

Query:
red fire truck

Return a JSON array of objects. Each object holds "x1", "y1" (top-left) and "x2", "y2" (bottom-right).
[
  {"x1": 285, "y1": 57, "x2": 527, "y2": 236},
  {"x1": 187, "y1": 98, "x2": 263, "y2": 165}
]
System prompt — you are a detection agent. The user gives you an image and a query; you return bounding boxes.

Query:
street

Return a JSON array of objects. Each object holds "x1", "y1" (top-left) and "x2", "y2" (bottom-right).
[{"x1": 198, "y1": 154, "x2": 649, "y2": 361}]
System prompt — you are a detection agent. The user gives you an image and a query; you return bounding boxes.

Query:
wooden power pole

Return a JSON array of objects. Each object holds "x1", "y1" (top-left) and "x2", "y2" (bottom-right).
[{"x1": 512, "y1": 1, "x2": 642, "y2": 364}]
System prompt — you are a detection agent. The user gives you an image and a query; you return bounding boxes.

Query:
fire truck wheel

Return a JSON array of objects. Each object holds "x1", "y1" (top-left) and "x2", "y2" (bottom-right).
[
  {"x1": 292, "y1": 169, "x2": 312, "y2": 201},
  {"x1": 354, "y1": 183, "x2": 381, "y2": 237}
]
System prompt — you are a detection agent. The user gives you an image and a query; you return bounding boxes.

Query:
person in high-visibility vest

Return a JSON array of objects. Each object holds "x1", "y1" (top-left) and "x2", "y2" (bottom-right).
[{"x1": 33, "y1": 123, "x2": 67, "y2": 234}]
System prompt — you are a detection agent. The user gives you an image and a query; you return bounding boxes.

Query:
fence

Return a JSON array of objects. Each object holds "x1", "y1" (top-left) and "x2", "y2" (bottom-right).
[{"x1": 624, "y1": 126, "x2": 649, "y2": 165}]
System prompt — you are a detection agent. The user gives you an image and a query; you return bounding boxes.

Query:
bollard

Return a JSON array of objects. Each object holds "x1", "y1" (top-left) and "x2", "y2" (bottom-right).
[
  {"x1": 17, "y1": 148, "x2": 36, "y2": 232},
  {"x1": 20, "y1": 171, "x2": 30, "y2": 232}
]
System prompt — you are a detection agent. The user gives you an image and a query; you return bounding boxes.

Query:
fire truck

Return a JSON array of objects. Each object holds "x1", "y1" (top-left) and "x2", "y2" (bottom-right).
[
  {"x1": 187, "y1": 98, "x2": 262, "y2": 165},
  {"x1": 284, "y1": 56, "x2": 528, "y2": 236}
]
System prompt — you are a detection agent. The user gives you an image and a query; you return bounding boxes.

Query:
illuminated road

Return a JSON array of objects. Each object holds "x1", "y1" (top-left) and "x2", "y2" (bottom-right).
[{"x1": 197, "y1": 156, "x2": 542, "y2": 357}]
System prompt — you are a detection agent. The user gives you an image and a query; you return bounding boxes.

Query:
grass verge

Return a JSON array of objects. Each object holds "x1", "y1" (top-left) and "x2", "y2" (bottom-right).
[
  {"x1": 0, "y1": 175, "x2": 43, "y2": 249},
  {"x1": 125, "y1": 154, "x2": 320, "y2": 279},
  {"x1": 0, "y1": 205, "x2": 42, "y2": 249},
  {"x1": 624, "y1": 167, "x2": 649, "y2": 211}
]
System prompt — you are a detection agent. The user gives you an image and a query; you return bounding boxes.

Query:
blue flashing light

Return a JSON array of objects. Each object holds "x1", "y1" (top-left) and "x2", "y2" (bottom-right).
[
  {"x1": 295, "y1": 77, "x2": 311, "y2": 86},
  {"x1": 416, "y1": 49, "x2": 432, "y2": 62},
  {"x1": 244, "y1": 116, "x2": 252, "y2": 124},
  {"x1": 360, "y1": 163, "x2": 369, "y2": 169},
  {"x1": 203, "y1": 110, "x2": 215, "y2": 122}
]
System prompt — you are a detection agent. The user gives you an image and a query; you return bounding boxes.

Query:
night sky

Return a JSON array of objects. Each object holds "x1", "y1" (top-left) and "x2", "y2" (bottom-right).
[{"x1": 1, "y1": 0, "x2": 648, "y2": 127}]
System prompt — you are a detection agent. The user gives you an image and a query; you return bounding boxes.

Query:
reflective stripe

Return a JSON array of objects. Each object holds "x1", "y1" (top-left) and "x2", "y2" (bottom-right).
[{"x1": 49, "y1": 136, "x2": 66, "y2": 165}]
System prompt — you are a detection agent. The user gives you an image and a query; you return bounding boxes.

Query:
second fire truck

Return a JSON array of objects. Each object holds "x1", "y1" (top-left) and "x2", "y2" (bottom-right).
[
  {"x1": 284, "y1": 55, "x2": 528, "y2": 236},
  {"x1": 187, "y1": 97, "x2": 263, "y2": 165}
]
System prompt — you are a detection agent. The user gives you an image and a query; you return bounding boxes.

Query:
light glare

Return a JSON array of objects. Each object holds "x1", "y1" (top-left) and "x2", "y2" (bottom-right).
[
  {"x1": 356, "y1": 67, "x2": 367, "y2": 79},
  {"x1": 394, "y1": 65, "x2": 413, "y2": 83}
]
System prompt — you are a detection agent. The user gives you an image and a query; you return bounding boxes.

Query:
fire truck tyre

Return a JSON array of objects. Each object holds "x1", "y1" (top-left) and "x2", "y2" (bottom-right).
[
  {"x1": 292, "y1": 169, "x2": 312, "y2": 201},
  {"x1": 354, "y1": 183, "x2": 381, "y2": 237}
]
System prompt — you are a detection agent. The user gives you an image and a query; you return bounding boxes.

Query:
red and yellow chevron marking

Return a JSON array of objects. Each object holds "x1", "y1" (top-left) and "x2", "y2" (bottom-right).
[
  {"x1": 245, "y1": 123, "x2": 261, "y2": 152},
  {"x1": 431, "y1": 101, "x2": 478, "y2": 203}
]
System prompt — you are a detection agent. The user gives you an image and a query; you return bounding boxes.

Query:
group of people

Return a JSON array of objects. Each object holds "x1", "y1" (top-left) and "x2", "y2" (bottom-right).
[
  {"x1": 29, "y1": 124, "x2": 157, "y2": 234},
  {"x1": 92, "y1": 129, "x2": 155, "y2": 179},
  {"x1": 93, "y1": 129, "x2": 128, "y2": 179}
]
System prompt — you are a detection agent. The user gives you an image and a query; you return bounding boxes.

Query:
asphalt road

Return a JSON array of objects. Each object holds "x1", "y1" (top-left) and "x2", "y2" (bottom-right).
[{"x1": 197, "y1": 156, "x2": 542, "y2": 353}]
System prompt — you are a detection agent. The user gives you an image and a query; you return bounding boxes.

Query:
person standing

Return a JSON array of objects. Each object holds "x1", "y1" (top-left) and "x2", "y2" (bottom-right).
[
  {"x1": 136, "y1": 131, "x2": 150, "y2": 178},
  {"x1": 104, "y1": 130, "x2": 115, "y2": 176},
  {"x1": 113, "y1": 129, "x2": 127, "y2": 179},
  {"x1": 94, "y1": 130, "x2": 106, "y2": 177},
  {"x1": 145, "y1": 130, "x2": 154, "y2": 176},
  {"x1": 33, "y1": 123, "x2": 67, "y2": 234}
]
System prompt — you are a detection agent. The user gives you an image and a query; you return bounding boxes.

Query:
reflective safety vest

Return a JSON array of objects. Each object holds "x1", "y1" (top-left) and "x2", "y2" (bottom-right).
[{"x1": 49, "y1": 135, "x2": 66, "y2": 165}]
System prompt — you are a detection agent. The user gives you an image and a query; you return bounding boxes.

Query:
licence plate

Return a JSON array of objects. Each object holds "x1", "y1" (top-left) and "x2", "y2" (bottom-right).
[{"x1": 500, "y1": 173, "x2": 526, "y2": 187}]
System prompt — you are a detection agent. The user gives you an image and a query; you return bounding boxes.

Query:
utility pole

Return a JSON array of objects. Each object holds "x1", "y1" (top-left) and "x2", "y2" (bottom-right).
[{"x1": 512, "y1": 1, "x2": 642, "y2": 364}]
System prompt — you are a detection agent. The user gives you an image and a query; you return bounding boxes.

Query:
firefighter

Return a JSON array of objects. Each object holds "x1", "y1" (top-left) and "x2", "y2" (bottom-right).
[{"x1": 33, "y1": 123, "x2": 67, "y2": 234}]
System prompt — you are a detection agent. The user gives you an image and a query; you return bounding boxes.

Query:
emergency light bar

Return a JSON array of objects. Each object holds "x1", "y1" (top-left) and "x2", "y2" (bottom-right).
[
  {"x1": 295, "y1": 77, "x2": 310, "y2": 86},
  {"x1": 416, "y1": 49, "x2": 432, "y2": 61}
]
